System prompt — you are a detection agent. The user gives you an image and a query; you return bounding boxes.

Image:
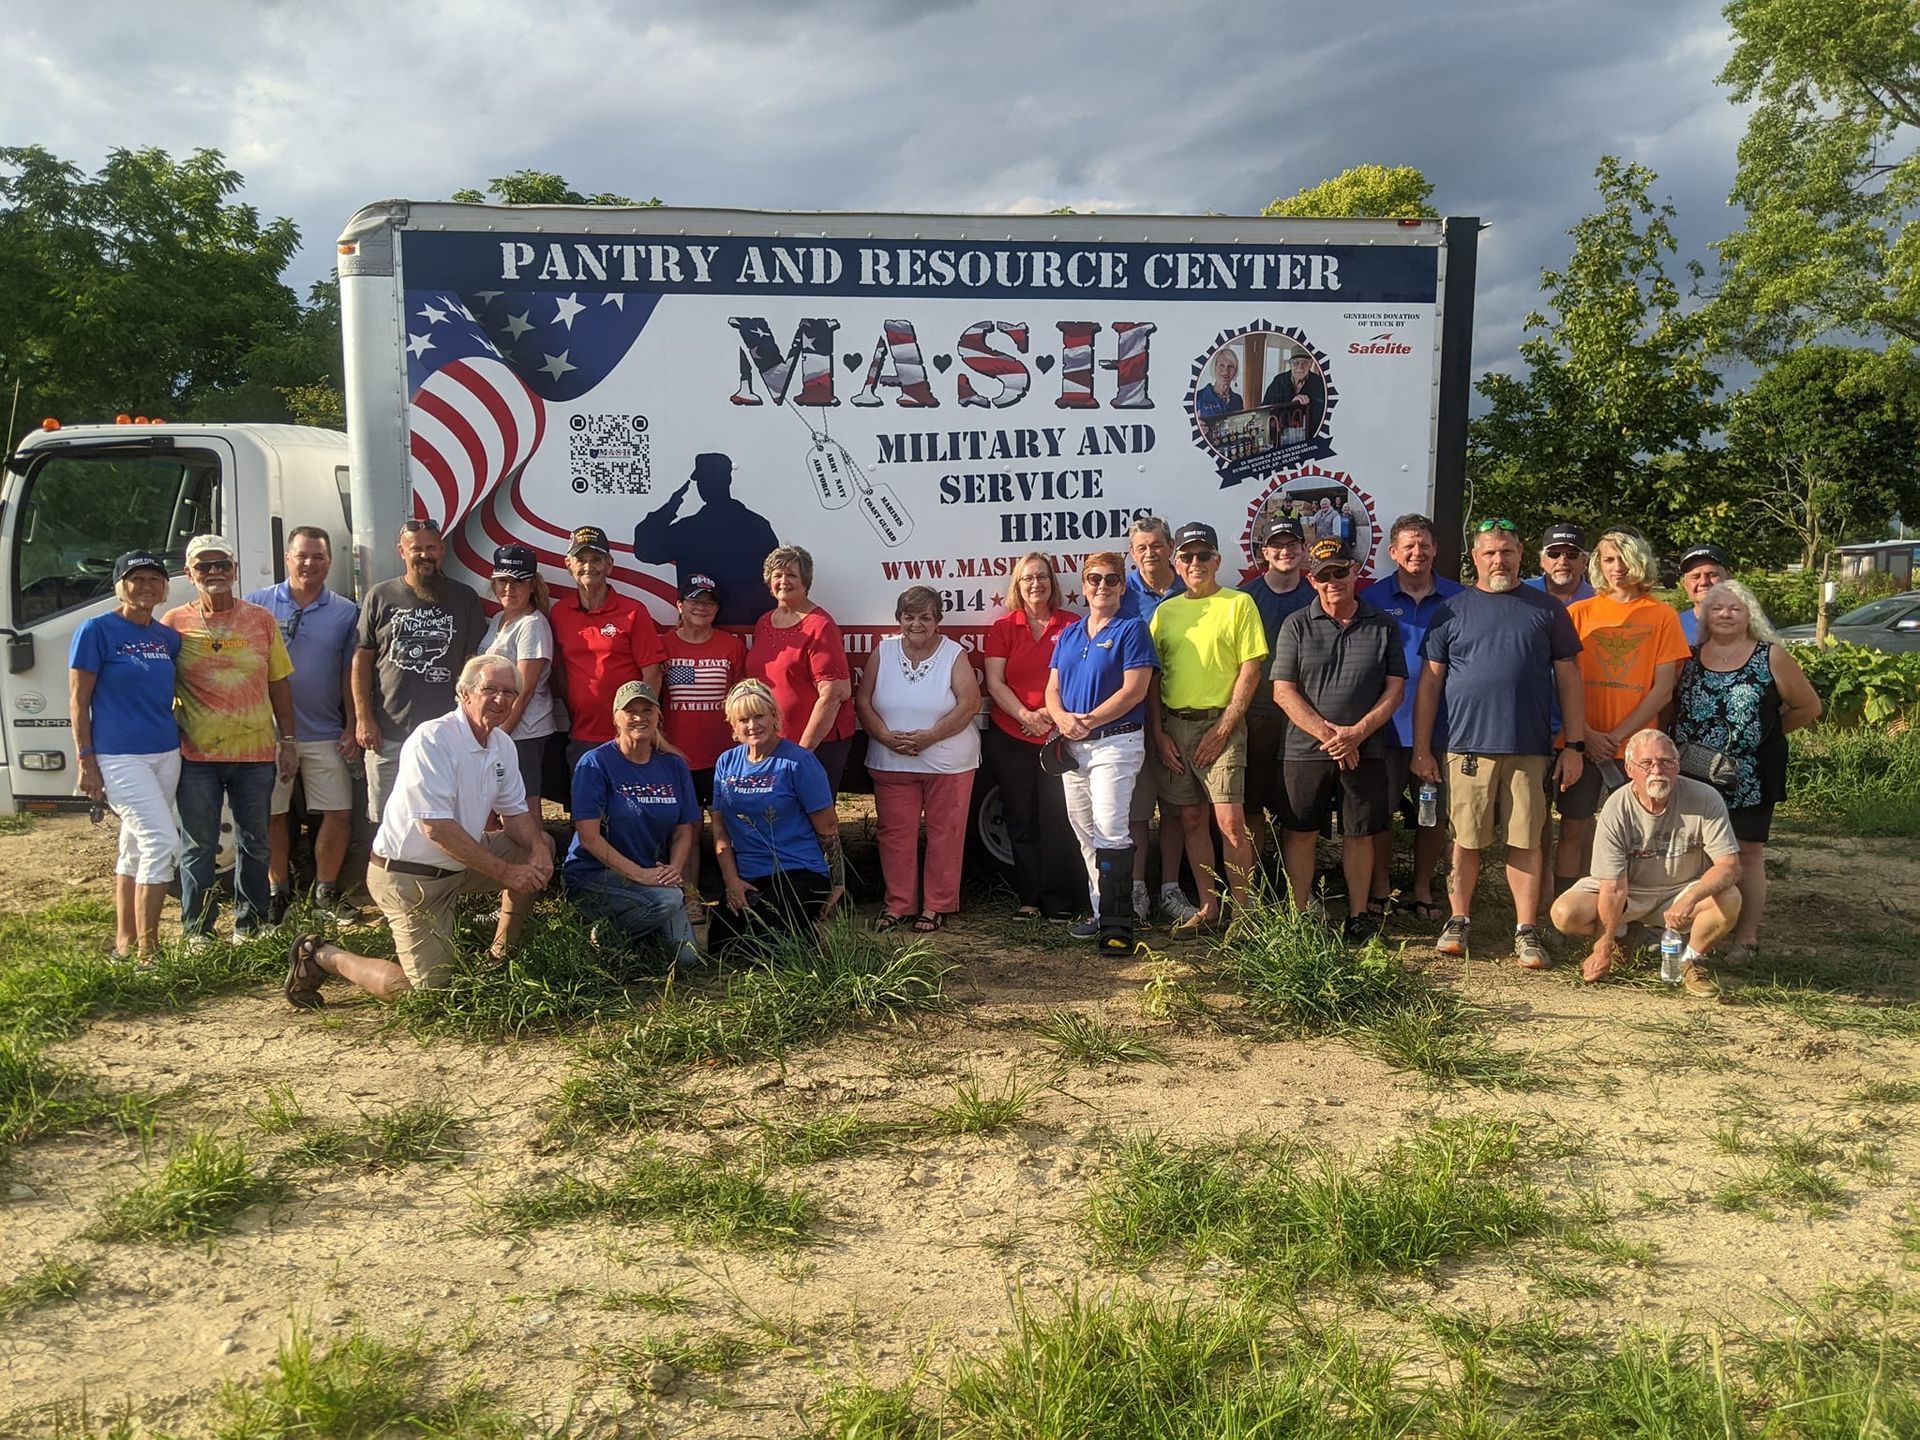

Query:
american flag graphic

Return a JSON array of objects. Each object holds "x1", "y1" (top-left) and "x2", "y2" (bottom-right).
[
  {"x1": 403, "y1": 284, "x2": 661, "y2": 601},
  {"x1": 664, "y1": 656, "x2": 732, "y2": 711}
]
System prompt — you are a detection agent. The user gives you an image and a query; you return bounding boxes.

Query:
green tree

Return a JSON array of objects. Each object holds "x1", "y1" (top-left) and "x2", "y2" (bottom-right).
[
  {"x1": 0, "y1": 145, "x2": 305, "y2": 427},
  {"x1": 1712, "y1": 0, "x2": 1920, "y2": 363},
  {"x1": 1723, "y1": 346, "x2": 1920, "y2": 568},
  {"x1": 1469, "y1": 158, "x2": 1727, "y2": 557},
  {"x1": 451, "y1": 170, "x2": 660, "y2": 206},
  {"x1": 232, "y1": 279, "x2": 346, "y2": 430},
  {"x1": 1262, "y1": 164, "x2": 1437, "y2": 219}
]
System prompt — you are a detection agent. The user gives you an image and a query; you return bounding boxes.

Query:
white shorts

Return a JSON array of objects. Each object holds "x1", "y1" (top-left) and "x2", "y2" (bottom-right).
[{"x1": 271, "y1": 740, "x2": 354, "y2": 815}]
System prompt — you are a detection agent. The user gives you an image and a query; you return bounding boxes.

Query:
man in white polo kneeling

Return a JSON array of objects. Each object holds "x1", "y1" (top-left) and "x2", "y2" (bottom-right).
[{"x1": 283, "y1": 654, "x2": 553, "y2": 1006}]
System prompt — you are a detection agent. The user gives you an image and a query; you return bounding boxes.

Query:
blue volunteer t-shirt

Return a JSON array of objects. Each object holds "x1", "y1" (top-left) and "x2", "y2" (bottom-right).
[
  {"x1": 69, "y1": 613, "x2": 181, "y2": 755},
  {"x1": 246, "y1": 583, "x2": 362, "y2": 742},
  {"x1": 564, "y1": 744, "x2": 700, "y2": 882},
  {"x1": 1360, "y1": 571, "x2": 1463, "y2": 749},
  {"x1": 1421, "y1": 586, "x2": 1582, "y2": 756},
  {"x1": 712, "y1": 739, "x2": 834, "y2": 880},
  {"x1": 1050, "y1": 615, "x2": 1159, "y2": 729}
]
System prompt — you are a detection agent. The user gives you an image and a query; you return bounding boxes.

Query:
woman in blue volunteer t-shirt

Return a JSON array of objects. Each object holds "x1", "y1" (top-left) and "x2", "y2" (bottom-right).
[
  {"x1": 709, "y1": 679, "x2": 845, "y2": 956},
  {"x1": 564, "y1": 680, "x2": 700, "y2": 967},
  {"x1": 68, "y1": 551, "x2": 184, "y2": 962},
  {"x1": 1044, "y1": 548, "x2": 1160, "y2": 956}
]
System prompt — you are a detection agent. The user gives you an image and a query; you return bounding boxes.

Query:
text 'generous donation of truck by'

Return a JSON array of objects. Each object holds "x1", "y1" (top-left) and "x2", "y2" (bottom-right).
[{"x1": 0, "y1": 204, "x2": 1478, "y2": 825}]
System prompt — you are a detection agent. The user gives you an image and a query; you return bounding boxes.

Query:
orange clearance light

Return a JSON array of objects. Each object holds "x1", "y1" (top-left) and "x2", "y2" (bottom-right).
[
  {"x1": 116, "y1": 413, "x2": 132, "y2": 424},
  {"x1": 133, "y1": 416, "x2": 148, "y2": 425},
  {"x1": 150, "y1": 417, "x2": 165, "y2": 425},
  {"x1": 40, "y1": 418, "x2": 59, "y2": 431},
  {"x1": 1398, "y1": 218, "x2": 1423, "y2": 226},
  {"x1": 338, "y1": 242, "x2": 357, "y2": 254}
]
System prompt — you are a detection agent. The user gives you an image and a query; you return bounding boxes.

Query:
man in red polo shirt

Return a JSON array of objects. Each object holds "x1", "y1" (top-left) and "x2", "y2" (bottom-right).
[{"x1": 550, "y1": 526, "x2": 666, "y2": 807}]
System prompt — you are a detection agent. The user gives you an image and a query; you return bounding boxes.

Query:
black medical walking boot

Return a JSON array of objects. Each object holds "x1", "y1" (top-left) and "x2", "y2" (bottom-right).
[{"x1": 1096, "y1": 846, "x2": 1136, "y2": 956}]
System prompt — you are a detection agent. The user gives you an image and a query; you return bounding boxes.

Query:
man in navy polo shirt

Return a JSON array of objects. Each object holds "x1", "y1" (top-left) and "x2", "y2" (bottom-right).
[
  {"x1": 248, "y1": 525, "x2": 361, "y2": 922},
  {"x1": 1359, "y1": 513, "x2": 1462, "y2": 922}
]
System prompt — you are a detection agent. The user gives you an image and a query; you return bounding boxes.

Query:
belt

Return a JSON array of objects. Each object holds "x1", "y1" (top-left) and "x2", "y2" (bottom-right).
[
  {"x1": 1090, "y1": 720, "x2": 1144, "y2": 741},
  {"x1": 370, "y1": 853, "x2": 460, "y2": 881},
  {"x1": 1163, "y1": 705, "x2": 1225, "y2": 722}
]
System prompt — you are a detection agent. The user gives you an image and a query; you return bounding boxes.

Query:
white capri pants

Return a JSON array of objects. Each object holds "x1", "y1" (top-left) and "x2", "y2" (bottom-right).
[
  {"x1": 1061, "y1": 730, "x2": 1144, "y2": 914},
  {"x1": 98, "y1": 750, "x2": 183, "y2": 885}
]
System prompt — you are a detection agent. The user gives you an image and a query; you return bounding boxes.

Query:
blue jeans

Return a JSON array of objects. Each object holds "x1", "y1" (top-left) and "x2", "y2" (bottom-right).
[
  {"x1": 568, "y1": 868, "x2": 698, "y2": 966},
  {"x1": 177, "y1": 760, "x2": 276, "y2": 937}
]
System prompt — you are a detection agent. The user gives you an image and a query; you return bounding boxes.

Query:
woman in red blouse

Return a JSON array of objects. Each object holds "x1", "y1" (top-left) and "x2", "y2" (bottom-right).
[
  {"x1": 982, "y1": 552, "x2": 1084, "y2": 919},
  {"x1": 746, "y1": 545, "x2": 855, "y2": 792}
]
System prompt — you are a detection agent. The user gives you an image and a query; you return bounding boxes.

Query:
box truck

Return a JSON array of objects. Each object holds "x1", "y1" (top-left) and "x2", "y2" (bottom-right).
[{"x1": 0, "y1": 204, "x2": 1478, "y2": 866}]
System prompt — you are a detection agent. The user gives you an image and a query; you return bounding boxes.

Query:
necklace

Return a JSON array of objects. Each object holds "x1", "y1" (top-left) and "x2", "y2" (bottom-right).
[{"x1": 201, "y1": 603, "x2": 240, "y2": 654}]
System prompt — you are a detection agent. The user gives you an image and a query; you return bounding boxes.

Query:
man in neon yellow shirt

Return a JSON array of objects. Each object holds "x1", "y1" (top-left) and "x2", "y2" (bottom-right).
[{"x1": 1148, "y1": 521, "x2": 1269, "y2": 938}]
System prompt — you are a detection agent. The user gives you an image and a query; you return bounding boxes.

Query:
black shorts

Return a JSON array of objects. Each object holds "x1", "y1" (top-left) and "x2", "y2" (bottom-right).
[
  {"x1": 1243, "y1": 711, "x2": 1300, "y2": 830},
  {"x1": 1550, "y1": 753, "x2": 1604, "y2": 820},
  {"x1": 1728, "y1": 802, "x2": 1773, "y2": 844},
  {"x1": 1283, "y1": 757, "x2": 1392, "y2": 837},
  {"x1": 1381, "y1": 742, "x2": 1442, "y2": 828}
]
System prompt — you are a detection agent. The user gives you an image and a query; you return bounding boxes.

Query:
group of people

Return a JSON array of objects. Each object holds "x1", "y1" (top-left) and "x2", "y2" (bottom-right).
[{"x1": 71, "y1": 493, "x2": 1817, "y2": 1006}]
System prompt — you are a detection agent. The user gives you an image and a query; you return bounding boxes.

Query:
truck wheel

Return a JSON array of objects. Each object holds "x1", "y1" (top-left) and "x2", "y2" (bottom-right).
[{"x1": 967, "y1": 772, "x2": 1017, "y2": 883}]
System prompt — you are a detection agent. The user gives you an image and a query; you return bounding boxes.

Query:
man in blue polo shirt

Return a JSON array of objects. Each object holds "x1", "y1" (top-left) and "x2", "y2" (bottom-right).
[
  {"x1": 247, "y1": 525, "x2": 361, "y2": 922},
  {"x1": 1359, "y1": 513, "x2": 1462, "y2": 922},
  {"x1": 1239, "y1": 514, "x2": 1314, "y2": 863},
  {"x1": 1676, "y1": 543, "x2": 1730, "y2": 644}
]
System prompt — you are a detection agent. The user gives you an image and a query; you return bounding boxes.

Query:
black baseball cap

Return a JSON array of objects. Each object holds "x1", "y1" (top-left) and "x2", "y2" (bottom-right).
[
  {"x1": 1258, "y1": 516, "x2": 1306, "y2": 545},
  {"x1": 1542, "y1": 522, "x2": 1587, "y2": 550},
  {"x1": 491, "y1": 544, "x2": 537, "y2": 581},
  {"x1": 1172, "y1": 521, "x2": 1219, "y2": 553},
  {"x1": 1308, "y1": 538, "x2": 1356, "y2": 576},
  {"x1": 1678, "y1": 543, "x2": 1731, "y2": 575},
  {"x1": 681, "y1": 572, "x2": 720, "y2": 600},
  {"x1": 112, "y1": 549, "x2": 168, "y2": 583},
  {"x1": 567, "y1": 525, "x2": 612, "y2": 557}
]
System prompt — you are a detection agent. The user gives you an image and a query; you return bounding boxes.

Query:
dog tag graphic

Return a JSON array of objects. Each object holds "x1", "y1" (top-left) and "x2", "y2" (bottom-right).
[
  {"x1": 837, "y1": 447, "x2": 914, "y2": 547},
  {"x1": 806, "y1": 438, "x2": 855, "y2": 510}
]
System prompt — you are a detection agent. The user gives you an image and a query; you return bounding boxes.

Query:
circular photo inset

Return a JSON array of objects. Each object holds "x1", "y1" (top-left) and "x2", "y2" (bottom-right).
[{"x1": 1246, "y1": 473, "x2": 1378, "y2": 578}]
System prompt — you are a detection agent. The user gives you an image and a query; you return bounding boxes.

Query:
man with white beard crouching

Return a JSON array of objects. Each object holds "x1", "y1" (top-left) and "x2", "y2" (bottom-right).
[{"x1": 1551, "y1": 728, "x2": 1742, "y2": 998}]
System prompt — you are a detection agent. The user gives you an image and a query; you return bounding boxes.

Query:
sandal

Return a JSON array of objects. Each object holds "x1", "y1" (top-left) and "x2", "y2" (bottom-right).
[
  {"x1": 1408, "y1": 900, "x2": 1444, "y2": 923},
  {"x1": 1014, "y1": 905, "x2": 1042, "y2": 920},
  {"x1": 911, "y1": 912, "x2": 944, "y2": 934},
  {"x1": 285, "y1": 932, "x2": 327, "y2": 1010},
  {"x1": 1366, "y1": 892, "x2": 1395, "y2": 918},
  {"x1": 873, "y1": 912, "x2": 908, "y2": 933}
]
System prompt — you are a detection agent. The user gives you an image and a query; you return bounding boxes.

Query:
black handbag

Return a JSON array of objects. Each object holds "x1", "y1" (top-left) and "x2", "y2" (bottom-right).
[{"x1": 1677, "y1": 741, "x2": 1738, "y2": 790}]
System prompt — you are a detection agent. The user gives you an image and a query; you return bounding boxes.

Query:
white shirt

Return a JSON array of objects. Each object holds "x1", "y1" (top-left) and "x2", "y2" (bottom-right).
[
  {"x1": 865, "y1": 635, "x2": 980, "y2": 775},
  {"x1": 482, "y1": 609, "x2": 562, "y2": 739},
  {"x1": 373, "y1": 709, "x2": 528, "y2": 869}
]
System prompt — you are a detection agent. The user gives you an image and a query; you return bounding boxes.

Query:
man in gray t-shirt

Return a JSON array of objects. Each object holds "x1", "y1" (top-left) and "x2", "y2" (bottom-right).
[
  {"x1": 1550, "y1": 729, "x2": 1741, "y2": 996},
  {"x1": 352, "y1": 520, "x2": 488, "y2": 822}
]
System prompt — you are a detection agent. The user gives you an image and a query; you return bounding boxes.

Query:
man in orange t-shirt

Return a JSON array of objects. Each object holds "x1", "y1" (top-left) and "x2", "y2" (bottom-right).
[{"x1": 1553, "y1": 527, "x2": 1692, "y2": 889}]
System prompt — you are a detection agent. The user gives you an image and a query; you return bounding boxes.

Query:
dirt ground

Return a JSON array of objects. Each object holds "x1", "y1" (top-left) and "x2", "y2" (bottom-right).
[{"x1": 1, "y1": 811, "x2": 1916, "y2": 1436}]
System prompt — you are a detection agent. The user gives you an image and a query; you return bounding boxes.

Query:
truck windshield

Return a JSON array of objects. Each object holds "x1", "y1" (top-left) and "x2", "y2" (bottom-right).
[{"x1": 9, "y1": 449, "x2": 221, "y2": 627}]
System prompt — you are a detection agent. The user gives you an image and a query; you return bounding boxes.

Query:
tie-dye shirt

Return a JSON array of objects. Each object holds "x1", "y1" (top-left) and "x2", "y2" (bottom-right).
[{"x1": 161, "y1": 600, "x2": 294, "y2": 763}]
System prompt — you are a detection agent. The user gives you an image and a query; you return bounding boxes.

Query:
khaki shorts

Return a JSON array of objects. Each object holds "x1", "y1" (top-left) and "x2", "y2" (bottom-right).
[
  {"x1": 366, "y1": 832, "x2": 529, "y2": 989},
  {"x1": 1129, "y1": 747, "x2": 1170, "y2": 825},
  {"x1": 1564, "y1": 874, "x2": 1691, "y2": 924},
  {"x1": 1446, "y1": 753, "x2": 1550, "y2": 851},
  {"x1": 271, "y1": 740, "x2": 354, "y2": 815},
  {"x1": 1158, "y1": 710, "x2": 1246, "y2": 807}
]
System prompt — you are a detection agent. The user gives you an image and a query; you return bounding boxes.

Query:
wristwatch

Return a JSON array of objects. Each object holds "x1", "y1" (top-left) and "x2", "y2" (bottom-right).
[{"x1": 1566, "y1": 740, "x2": 1587, "y2": 753}]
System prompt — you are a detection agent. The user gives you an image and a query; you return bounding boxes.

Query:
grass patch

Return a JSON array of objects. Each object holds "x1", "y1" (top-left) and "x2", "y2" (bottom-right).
[
  {"x1": 1737, "y1": 983, "x2": 1920, "y2": 1038},
  {"x1": 0, "y1": 1033, "x2": 153, "y2": 1161},
  {"x1": 493, "y1": 1146, "x2": 818, "y2": 1248},
  {"x1": 1851, "y1": 1077, "x2": 1920, "y2": 1105},
  {"x1": 279, "y1": 1100, "x2": 465, "y2": 1172},
  {"x1": 1780, "y1": 724, "x2": 1920, "y2": 837},
  {"x1": 90, "y1": 1131, "x2": 283, "y2": 1242},
  {"x1": 547, "y1": 1061, "x2": 695, "y2": 1142},
  {"x1": 925, "y1": 1071, "x2": 1042, "y2": 1136},
  {"x1": 1352, "y1": 994, "x2": 1541, "y2": 1090},
  {"x1": 751, "y1": 1106, "x2": 890, "y2": 1164},
  {"x1": 1084, "y1": 1117, "x2": 1556, "y2": 1287},
  {"x1": 1028, "y1": 1007, "x2": 1170, "y2": 1067},
  {"x1": 1220, "y1": 899, "x2": 1415, "y2": 1030},
  {"x1": 599, "y1": 1328, "x2": 765, "y2": 1379},
  {"x1": 0, "y1": 1253, "x2": 89, "y2": 1321},
  {"x1": 243, "y1": 1086, "x2": 307, "y2": 1136},
  {"x1": 597, "y1": 1284, "x2": 694, "y2": 1314}
]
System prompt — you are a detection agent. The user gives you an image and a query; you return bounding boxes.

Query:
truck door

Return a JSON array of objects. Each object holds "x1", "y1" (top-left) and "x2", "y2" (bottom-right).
[{"x1": 0, "y1": 435, "x2": 235, "y2": 809}]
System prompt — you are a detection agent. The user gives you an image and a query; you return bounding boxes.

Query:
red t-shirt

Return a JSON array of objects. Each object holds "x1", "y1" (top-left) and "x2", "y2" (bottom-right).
[
  {"x1": 549, "y1": 590, "x2": 668, "y2": 743},
  {"x1": 747, "y1": 607, "x2": 855, "y2": 746},
  {"x1": 660, "y1": 627, "x2": 747, "y2": 769},
  {"x1": 984, "y1": 608, "x2": 1074, "y2": 742}
]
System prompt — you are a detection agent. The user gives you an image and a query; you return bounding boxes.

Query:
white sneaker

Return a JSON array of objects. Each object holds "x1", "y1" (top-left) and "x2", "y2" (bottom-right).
[
  {"x1": 1132, "y1": 881, "x2": 1152, "y2": 922},
  {"x1": 1158, "y1": 884, "x2": 1199, "y2": 923}
]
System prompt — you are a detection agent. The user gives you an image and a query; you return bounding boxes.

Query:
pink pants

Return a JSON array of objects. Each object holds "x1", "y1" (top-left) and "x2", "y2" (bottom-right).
[{"x1": 871, "y1": 768, "x2": 975, "y2": 918}]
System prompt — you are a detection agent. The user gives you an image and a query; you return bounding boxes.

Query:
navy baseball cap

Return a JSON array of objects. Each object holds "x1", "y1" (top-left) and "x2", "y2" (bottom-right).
[
  {"x1": 112, "y1": 549, "x2": 168, "y2": 583},
  {"x1": 1678, "y1": 543, "x2": 1731, "y2": 575},
  {"x1": 567, "y1": 525, "x2": 612, "y2": 557},
  {"x1": 1258, "y1": 516, "x2": 1306, "y2": 545},
  {"x1": 681, "y1": 572, "x2": 720, "y2": 600},
  {"x1": 491, "y1": 544, "x2": 537, "y2": 581},
  {"x1": 1542, "y1": 522, "x2": 1587, "y2": 550}
]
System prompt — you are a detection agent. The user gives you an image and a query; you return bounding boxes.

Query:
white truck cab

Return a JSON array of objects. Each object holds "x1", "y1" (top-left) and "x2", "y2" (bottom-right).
[{"x1": 0, "y1": 420, "x2": 350, "y2": 811}]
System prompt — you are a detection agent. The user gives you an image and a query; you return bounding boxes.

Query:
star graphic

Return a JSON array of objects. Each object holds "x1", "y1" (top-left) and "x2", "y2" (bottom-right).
[
  {"x1": 502, "y1": 311, "x2": 534, "y2": 341},
  {"x1": 405, "y1": 332, "x2": 435, "y2": 358},
  {"x1": 602, "y1": 293, "x2": 626, "y2": 309},
  {"x1": 416, "y1": 301, "x2": 448, "y2": 325},
  {"x1": 539, "y1": 351, "x2": 577, "y2": 380},
  {"x1": 474, "y1": 290, "x2": 503, "y2": 306},
  {"x1": 553, "y1": 293, "x2": 586, "y2": 329}
]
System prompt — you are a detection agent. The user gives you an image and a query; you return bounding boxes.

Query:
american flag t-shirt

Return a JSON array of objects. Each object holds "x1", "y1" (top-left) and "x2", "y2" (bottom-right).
[{"x1": 660, "y1": 628, "x2": 746, "y2": 769}]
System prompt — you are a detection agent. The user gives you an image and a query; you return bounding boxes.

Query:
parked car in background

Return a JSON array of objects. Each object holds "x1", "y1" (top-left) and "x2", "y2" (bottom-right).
[{"x1": 1780, "y1": 594, "x2": 1920, "y2": 654}]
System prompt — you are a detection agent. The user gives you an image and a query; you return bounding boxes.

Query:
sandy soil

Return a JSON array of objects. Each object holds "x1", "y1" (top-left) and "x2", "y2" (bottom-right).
[{"x1": 1, "y1": 813, "x2": 1915, "y2": 1436}]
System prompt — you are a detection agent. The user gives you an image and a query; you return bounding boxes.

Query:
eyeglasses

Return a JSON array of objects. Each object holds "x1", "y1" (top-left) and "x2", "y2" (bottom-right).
[
  {"x1": 1313, "y1": 566, "x2": 1354, "y2": 582},
  {"x1": 1629, "y1": 756, "x2": 1679, "y2": 771},
  {"x1": 191, "y1": 559, "x2": 233, "y2": 574},
  {"x1": 1176, "y1": 549, "x2": 1218, "y2": 564},
  {"x1": 1543, "y1": 545, "x2": 1583, "y2": 560},
  {"x1": 400, "y1": 518, "x2": 442, "y2": 534},
  {"x1": 1474, "y1": 518, "x2": 1518, "y2": 534},
  {"x1": 1083, "y1": 573, "x2": 1122, "y2": 588},
  {"x1": 472, "y1": 686, "x2": 517, "y2": 701}
]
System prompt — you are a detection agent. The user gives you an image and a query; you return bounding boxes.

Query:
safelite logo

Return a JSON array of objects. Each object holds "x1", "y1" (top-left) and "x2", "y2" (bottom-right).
[{"x1": 1348, "y1": 331, "x2": 1413, "y2": 356}]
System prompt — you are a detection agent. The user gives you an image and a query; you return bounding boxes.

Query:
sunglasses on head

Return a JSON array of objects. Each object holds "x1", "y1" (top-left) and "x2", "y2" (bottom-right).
[
  {"x1": 1083, "y1": 572, "x2": 1122, "y2": 588},
  {"x1": 400, "y1": 518, "x2": 442, "y2": 534},
  {"x1": 1474, "y1": 518, "x2": 1518, "y2": 534}
]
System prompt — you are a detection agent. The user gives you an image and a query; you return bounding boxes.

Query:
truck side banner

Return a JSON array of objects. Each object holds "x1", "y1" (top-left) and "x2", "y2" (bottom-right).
[{"x1": 394, "y1": 226, "x2": 1443, "y2": 642}]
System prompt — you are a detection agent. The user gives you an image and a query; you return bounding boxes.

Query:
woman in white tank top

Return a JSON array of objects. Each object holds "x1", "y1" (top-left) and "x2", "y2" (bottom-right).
[{"x1": 854, "y1": 587, "x2": 983, "y2": 931}]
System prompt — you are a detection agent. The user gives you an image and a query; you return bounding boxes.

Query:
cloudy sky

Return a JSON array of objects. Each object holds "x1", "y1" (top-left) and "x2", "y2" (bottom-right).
[{"x1": 4, "y1": 0, "x2": 1746, "y2": 381}]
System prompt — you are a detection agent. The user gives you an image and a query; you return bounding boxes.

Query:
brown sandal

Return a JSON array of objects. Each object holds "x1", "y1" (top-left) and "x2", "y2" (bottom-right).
[{"x1": 285, "y1": 932, "x2": 327, "y2": 1010}]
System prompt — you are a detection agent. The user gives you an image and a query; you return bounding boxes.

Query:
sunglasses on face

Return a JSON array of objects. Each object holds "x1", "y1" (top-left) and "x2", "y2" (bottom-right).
[
  {"x1": 1083, "y1": 573, "x2": 1122, "y2": 588},
  {"x1": 1177, "y1": 549, "x2": 1218, "y2": 564},
  {"x1": 191, "y1": 559, "x2": 233, "y2": 574},
  {"x1": 1474, "y1": 517, "x2": 1518, "y2": 535},
  {"x1": 1314, "y1": 566, "x2": 1354, "y2": 582},
  {"x1": 1543, "y1": 545, "x2": 1583, "y2": 560}
]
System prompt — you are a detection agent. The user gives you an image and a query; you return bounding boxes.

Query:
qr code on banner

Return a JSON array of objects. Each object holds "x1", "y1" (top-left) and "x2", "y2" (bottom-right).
[{"x1": 568, "y1": 413, "x2": 651, "y2": 495}]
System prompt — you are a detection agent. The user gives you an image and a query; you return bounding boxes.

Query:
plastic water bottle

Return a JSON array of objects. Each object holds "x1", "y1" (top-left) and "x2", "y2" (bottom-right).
[
  {"x1": 1660, "y1": 928, "x2": 1685, "y2": 984},
  {"x1": 1416, "y1": 782, "x2": 1439, "y2": 828}
]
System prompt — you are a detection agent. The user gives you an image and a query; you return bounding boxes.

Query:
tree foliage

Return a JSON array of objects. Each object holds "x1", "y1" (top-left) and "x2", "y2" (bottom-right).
[
  {"x1": 1723, "y1": 345, "x2": 1920, "y2": 567},
  {"x1": 1713, "y1": 0, "x2": 1920, "y2": 361},
  {"x1": 1262, "y1": 165, "x2": 1437, "y2": 219},
  {"x1": 1469, "y1": 158, "x2": 1726, "y2": 557},
  {"x1": 451, "y1": 170, "x2": 660, "y2": 207},
  {"x1": 0, "y1": 145, "x2": 307, "y2": 428}
]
